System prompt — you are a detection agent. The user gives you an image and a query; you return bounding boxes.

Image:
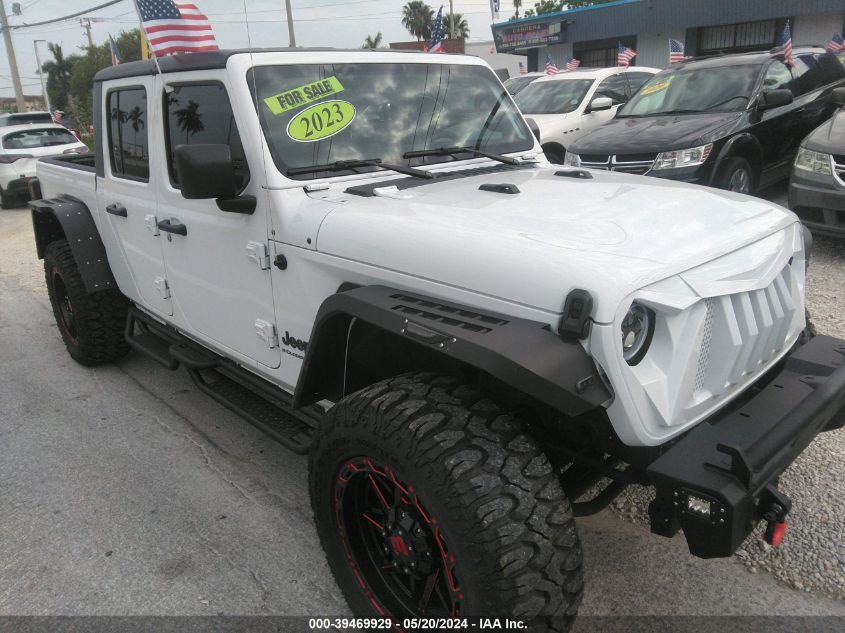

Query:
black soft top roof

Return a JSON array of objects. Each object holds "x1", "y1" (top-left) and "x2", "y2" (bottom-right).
[{"x1": 94, "y1": 48, "x2": 443, "y2": 83}]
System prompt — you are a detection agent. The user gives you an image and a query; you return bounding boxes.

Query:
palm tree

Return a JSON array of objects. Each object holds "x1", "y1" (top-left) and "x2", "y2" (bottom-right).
[
  {"x1": 401, "y1": 1, "x2": 434, "y2": 41},
  {"x1": 512, "y1": 0, "x2": 522, "y2": 19},
  {"x1": 362, "y1": 32, "x2": 383, "y2": 49},
  {"x1": 442, "y1": 13, "x2": 470, "y2": 39},
  {"x1": 41, "y1": 43, "x2": 75, "y2": 111},
  {"x1": 175, "y1": 100, "x2": 205, "y2": 144},
  {"x1": 127, "y1": 105, "x2": 145, "y2": 157}
]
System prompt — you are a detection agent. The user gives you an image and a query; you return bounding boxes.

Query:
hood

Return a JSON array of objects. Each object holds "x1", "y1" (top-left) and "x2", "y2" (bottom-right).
[
  {"x1": 315, "y1": 166, "x2": 796, "y2": 322},
  {"x1": 569, "y1": 112, "x2": 742, "y2": 154},
  {"x1": 802, "y1": 107, "x2": 845, "y2": 153}
]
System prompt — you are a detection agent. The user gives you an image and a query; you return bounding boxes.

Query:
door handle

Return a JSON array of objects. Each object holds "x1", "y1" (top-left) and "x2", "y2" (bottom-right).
[
  {"x1": 157, "y1": 218, "x2": 187, "y2": 236},
  {"x1": 106, "y1": 203, "x2": 127, "y2": 217}
]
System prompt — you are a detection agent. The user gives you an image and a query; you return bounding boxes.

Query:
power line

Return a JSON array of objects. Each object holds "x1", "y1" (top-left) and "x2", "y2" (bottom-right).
[{"x1": 9, "y1": 0, "x2": 126, "y2": 30}]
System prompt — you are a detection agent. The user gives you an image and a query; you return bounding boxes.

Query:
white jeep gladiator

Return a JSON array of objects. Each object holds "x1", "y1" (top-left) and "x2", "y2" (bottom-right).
[{"x1": 29, "y1": 49, "x2": 845, "y2": 630}]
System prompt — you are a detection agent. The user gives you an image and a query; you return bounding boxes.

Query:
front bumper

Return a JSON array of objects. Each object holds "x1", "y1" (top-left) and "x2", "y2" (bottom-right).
[
  {"x1": 788, "y1": 171, "x2": 845, "y2": 239},
  {"x1": 644, "y1": 161, "x2": 716, "y2": 186},
  {"x1": 647, "y1": 334, "x2": 845, "y2": 559}
]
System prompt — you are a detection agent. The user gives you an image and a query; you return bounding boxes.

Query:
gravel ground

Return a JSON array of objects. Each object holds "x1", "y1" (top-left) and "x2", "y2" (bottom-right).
[{"x1": 612, "y1": 185, "x2": 845, "y2": 601}]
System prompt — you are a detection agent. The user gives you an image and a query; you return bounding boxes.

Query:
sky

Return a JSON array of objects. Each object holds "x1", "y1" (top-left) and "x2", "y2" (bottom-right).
[{"x1": 0, "y1": 0, "x2": 510, "y2": 98}]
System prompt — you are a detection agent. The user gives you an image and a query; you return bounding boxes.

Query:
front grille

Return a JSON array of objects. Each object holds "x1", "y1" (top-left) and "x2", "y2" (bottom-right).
[
  {"x1": 833, "y1": 155, "x2": 845, "y2": 186},
  {"x1": 580, "y1": 152, "x2": 657, "y2": 175}
]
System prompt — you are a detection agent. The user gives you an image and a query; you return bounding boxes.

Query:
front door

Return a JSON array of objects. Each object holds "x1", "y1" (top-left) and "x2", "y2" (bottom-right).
[
  {"x1": 97, "y1": 79, "x2": 172, "y2": 316},
  {"x1": 155, "y1": 80, "x2": 280, "y2": 369}
]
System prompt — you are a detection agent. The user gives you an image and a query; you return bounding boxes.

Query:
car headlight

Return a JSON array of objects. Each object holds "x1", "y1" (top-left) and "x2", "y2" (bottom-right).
[
  {"x1": 794, "y1": 147, "x2": 832, "y2": 176},
  {"x1": 563, "y1": 151, "x2": 581, "y2": 167},
  {"x1": 651, "y1": 143, "x2": 713, "y2": 171},
  {"x1": 621, "y1": 302, "x2": 654, "y2": 365}
]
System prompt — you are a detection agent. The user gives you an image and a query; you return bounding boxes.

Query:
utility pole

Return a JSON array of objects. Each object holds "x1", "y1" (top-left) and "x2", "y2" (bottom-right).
[
  {"x1": 80, "y1": 18, "x2": 93, "y2": 48},
  {"x1": 449, "y1": 0, "x2": 455, "y2": 40},
  {"x1": 284, "y1": 0, "x2": 296, "y2": 48},
  {"x1": 33, "y1": 39, "x2": 51, "y2": 113},
  {"x1": 0, "y1": 1, "x2": 26, "y2": 112}
]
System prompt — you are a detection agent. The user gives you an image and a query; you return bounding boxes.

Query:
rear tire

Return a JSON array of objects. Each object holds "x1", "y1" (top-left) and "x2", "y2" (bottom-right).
[
  {"x1": 310, "y1": 372, "x2": 583, "y2": 632},
  {"x1": 715, "y1": 157, "x2": 755, "y2": 195},
  {"x1": 44, "y1": 240, "x2": 129, "y2": 366},
  {"x1": 0, "y1": 189, "x2": 15, "y2": 209}
]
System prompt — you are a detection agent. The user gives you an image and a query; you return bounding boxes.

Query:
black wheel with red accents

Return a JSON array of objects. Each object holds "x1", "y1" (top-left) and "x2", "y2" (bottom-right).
[{"x1": 310, "y1": 373, "x2": 583, "y2": 632}]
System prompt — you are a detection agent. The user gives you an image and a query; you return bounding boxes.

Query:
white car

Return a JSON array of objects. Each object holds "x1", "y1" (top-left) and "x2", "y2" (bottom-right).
[
  {"x1": 0, "y1": 123, "x2": 87, "y2": 208},
  {"x1": 503, "y1": 71, "x2": 544, "y2": 95},
  {"x1": 514, "y1": 66, "x2": 659, "y2": 163}
]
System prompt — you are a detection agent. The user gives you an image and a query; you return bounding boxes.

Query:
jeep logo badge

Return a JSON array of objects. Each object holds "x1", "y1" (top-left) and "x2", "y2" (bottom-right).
[{"x1": 281, "y1": 331, "x2": 308, "y2": 352}]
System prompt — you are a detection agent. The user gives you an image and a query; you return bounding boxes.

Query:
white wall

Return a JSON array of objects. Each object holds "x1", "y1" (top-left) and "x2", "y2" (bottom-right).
[
  {"x1": 465, "y1": 41, "x2": 526, "y2": 79},
  {"x1": 635, "y1": 30, "x2": 688, "y2": 69},
  {"x1": 793, "y1": 12, "x2": 845, "y2": 47}
]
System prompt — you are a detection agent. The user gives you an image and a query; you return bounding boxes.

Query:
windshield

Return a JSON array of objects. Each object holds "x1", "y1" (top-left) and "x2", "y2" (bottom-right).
[
  {"x1": 504, "y1": 75, "x2": 538, "y2": 95},
  {"x1": 2, "y1": 128, "x2": 77, "y2": 149},
  {"x1": 513, "y1": 79, "x2": 594, "y2": 114},
  {"x1": 249, "y1": 63, "x2": 534, "y2": 180},
  {"x1": 619, "y1": 64, "x2": 762, "y2": 116}
]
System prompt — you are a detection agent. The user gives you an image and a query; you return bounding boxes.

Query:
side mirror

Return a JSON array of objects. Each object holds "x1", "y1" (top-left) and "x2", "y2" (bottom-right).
[
  {"x1": 832, "y1": 87, "x2": 845, "y2": 107},
  {"x1": 587, "y1": 96, "x2": 614, "y2": 112},
  {"x1": 757, "y1": 89, "x2": 793, "y2": 111},
  {"x1": 525, "y1": 117, "x2": 541, "y2": 142},
  {"x1": 174, "y1": 143, "x2": 255, "y2": 214}
]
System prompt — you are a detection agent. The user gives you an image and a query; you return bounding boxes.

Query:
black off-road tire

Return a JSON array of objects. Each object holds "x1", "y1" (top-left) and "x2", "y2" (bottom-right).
[
  {"x1": 715, "y1": 156, "x2": 755, "y2": 195},
  {"x1": 310, "y1": 372, "x2": 583, "y2": 632},
  {"x1": 44, "y1": 240, "x2": 129, "y2": 366}
]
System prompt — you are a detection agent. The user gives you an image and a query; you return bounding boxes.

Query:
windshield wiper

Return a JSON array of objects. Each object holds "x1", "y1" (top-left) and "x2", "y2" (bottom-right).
[
  {"x1": 286, "y1": 158, "x2": 434, "y2": 179},
  {"x1": 403, "y1": 146, "x2": 520, "y2": 166}
]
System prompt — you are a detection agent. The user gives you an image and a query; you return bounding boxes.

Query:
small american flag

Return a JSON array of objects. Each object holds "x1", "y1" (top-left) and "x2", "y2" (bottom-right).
[
  {"x1": 428, "y1": 5, "x2": 444, "y2": 53},
  {"x1": 135, "y1": 0, "x2": 219, "y2": 58},
  {"x1": 779, "y1": 20, "x2": 793, "y2": 67},
  {"x1": 827, "y1": 33, "x2": 845, "y2": 53},
  {"x1": 50, "y1": 110, "x2": 63, "y2": 125},
  {"x1": 545, "y1": 53, "x2": 558, "y2": 75},
  {"x1": 518, "y1": 62, "x2": 527, "y2": 75},
  {"x1": 565, "y1": 57, "x2": 580, "y2": 71},
  {"x1": 109, "y1": 34, "x2": 122, "y2": 66},
  {"x1": 617, "y1": 42, "x2": 637, "y2": 67},
  {"x1": 669, "y1": 38, "x2": 687, "y2": 63}
]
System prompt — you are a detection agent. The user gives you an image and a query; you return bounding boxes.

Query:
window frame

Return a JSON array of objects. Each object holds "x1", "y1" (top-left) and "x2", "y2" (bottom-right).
[
  {"x1": 105, "y1": 85, "x2": 151, "y2": 183},
  {"x1": 593, "y1": 73, "x2": 630, "y2": 105},
  {"x1": 161, "y1": 79, "x2": 250, "y2": 191}
]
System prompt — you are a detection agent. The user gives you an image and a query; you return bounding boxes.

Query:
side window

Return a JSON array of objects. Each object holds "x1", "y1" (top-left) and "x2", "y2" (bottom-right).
[
  {"x1": 594, "y1": 74, "x2": 629, "y2": 104},
  {"x1": 815, "y1": 52, "x2": 845, "y2": 86},
  {"x1": 762, "y1": 62, "x2": 792, "y2": 91},
  {"x1": 624, "y1": 72, "x2": 655, "y2": 96},
  {"x1": 164, "y1": 83, "x2": 249, "y2": 190},
  {"x1": 107, "y1": 88, "x2": 149, "y2": 181},
  {"x1": 789, "y1": 54, "x2": 820, "y2": 96}
]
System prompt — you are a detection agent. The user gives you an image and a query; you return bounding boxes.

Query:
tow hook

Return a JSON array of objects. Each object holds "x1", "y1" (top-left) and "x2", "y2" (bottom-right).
[{"x1": 760, "y1": 484, "x2": 792, "y2": 547}]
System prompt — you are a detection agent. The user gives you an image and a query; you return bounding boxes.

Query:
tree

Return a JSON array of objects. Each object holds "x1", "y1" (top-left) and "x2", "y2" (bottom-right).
[
  {"x1": 523, "y1": 1, "x2": 565, "y2": 17},
  {"x1": 442, "y1": 13, "x2": 470, "y2": 39},
  {"x1": 362, "y1": 32, "x2": 383, "y2": 48},
  {"x1": 175, "y1": 100, "x2": 205, "y2": 144},
  {"x1": 41, "y1": 44, "x2": 78, "y2": 112},
  {"x1": 401, "y1": 1, "x2": 434, "y2": 41},
  {"x1": 511, "y1": 0, "x2": 522, "y2": 20}
]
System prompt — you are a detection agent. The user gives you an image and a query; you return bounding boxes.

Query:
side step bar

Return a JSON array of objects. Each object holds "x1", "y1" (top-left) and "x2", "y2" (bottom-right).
[{"x1": 125, "y1": 307, "x2": 318, "y2": 454}]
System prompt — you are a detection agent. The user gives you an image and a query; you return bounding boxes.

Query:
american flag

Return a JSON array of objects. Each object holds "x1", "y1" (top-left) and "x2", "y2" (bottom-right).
[
  {"x1": 429, "y1": 5, "x2": 444, "y2": 53},
  {"x1": 545, "y1": 53, "x2": 558, "y2": 75},
  {"x1": 617, "y1": 42, "x2": 637, "y2": 67},
  {"x1": 779, "y1": 20, "x2": 793, "y2": 67},
  {"x1": 565, "y1": 57, "x2": 580, "y2": 71},
  {"x1": 518, "y1": 62, "x2": 527, "y2": 75},
  {"x1": 50, "y1": 110, "x2": 63, "y2": 125},
  {"x1": 827, "y1": 33, "x2": 845, "y2": 53},
  {"x1": 669, "y1": 38, "x2": 687, "y2": 63},
  {"x1": 135, "y1": 0, "x2": 219, "y2": 58},
  {"x1": 109, "y1": 34, "x2": 122, "y2": 66}
]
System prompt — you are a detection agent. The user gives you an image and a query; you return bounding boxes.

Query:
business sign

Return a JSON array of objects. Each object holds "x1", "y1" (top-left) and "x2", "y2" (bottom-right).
[{"x1": 492, "y1": 20, "x2": 564, "y2": 53}]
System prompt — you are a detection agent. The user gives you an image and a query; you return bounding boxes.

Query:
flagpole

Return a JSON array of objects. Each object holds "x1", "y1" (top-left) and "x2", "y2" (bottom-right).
[{"x1": 132, "y1": 0, "x2": 170, "y2": 89}]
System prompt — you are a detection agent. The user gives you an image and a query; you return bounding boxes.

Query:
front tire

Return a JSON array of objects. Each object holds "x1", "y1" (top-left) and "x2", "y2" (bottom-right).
[
  {"x1": 715, "y1": 157, "x2": 755, "y2": 195},
  {"x1": 44, "y1": 240, "x2": 129, "y2": 365},
  {"x1": 310, "y1": 373, "x2": 583, "y2": 632}
]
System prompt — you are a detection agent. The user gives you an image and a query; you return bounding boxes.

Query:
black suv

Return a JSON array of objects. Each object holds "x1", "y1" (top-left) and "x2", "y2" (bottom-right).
[{"x1": 565, "y1": 47, "x2": 845, "y2": 195}]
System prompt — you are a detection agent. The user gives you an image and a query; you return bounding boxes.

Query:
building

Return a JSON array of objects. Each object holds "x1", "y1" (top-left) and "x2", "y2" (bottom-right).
[
  {"x1": 0, "y1": 95, "x2": 45, "y2": 113},
  {"x1": 492, "y1": 0, "x2": 845, "y2": 71}
]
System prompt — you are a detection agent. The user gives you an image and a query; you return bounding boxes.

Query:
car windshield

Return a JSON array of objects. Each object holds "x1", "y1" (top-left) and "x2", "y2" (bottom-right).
[
  {"x1": 513, "y1": 79, "x2": 594, "y2": 114},
  {"x1": 249, "y1": 62, "x2": 534, "y2": 180},
  {"x1": 2, "y1": 128, "x2": 77, "y2": 149},
  {"x1": 619, "y1": 63, "x2": 762, "y2": 116},
  {"x1": 504, "y1": 75, "x2": 538, "y2": 95}
]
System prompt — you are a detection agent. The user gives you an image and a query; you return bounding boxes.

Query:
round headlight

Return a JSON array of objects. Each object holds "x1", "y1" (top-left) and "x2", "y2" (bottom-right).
[{"x1": 621, "y1": 303, "x2": 654, "y2": 365}]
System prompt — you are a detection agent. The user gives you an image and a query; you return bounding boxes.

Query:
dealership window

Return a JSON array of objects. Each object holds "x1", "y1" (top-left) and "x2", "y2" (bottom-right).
[
  {"x1": 579, "y1": 47, "x2": 617, "y2": 68},
  {"x1": 698, "y1": 18, "x2": 790, "y2": 54}
]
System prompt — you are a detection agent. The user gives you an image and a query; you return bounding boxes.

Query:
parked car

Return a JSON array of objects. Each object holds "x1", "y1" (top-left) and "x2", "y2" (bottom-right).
[
  {"x1": 0, "y1": 123, "x2": 87, "y2": 208},
  {"x1": 503, "y1": 71, "x2": 543, "y2": 95},
  {"x1": 789, "y1": 87, "x2": 845, "y2": 237},
  {"x1": 0, "y1": 111, "x2": 54, "y2": 126},
  {"x1": 513, "y1": 66, "x2": 659, "y2": 163},
  {"x1": 565, "y1": 47, "x2": 845, "y2": 193}
]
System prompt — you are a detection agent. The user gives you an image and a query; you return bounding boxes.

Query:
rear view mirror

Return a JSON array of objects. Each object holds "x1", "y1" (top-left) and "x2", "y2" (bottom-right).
[
  {"x1": 525, "y1": 117, "x2": 541, "y2": 142},
  {"x1": 833, "y1": 87, "x2": 845, "y2": 107},
  {"x1": 757, "y1": 89, "x2": 793, "y2": 111},
  {"x1": 174, "y1": 144, "x2": 255, "y2": 214},
  {"x1": 588, "y1": 97, "x2": 614, "y2": 112}
]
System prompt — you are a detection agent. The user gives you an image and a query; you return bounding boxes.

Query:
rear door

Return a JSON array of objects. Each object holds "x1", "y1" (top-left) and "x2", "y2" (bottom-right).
[
  {"x1": 155, "y1": 79, "x2": 280, "y2": 369},
  {"x1": 96, "y1": 79, "x2": 172, "y2": 316}
]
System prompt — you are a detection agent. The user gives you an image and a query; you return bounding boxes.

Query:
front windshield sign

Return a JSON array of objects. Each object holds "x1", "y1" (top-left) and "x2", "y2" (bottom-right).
[
  {"x1": 249, "y1": 63, "x2": 534, "y2": 180},
  {"x1": 620, "y1": 63, "x2": 761, "y2": 116}
]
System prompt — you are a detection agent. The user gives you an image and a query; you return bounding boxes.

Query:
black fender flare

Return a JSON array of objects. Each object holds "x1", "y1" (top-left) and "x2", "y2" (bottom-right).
[
  {"x1": 30, "y1": 196, "x2": 117, "y2": 293},
  {"x1": 293, "y1": 285, "x2": 611, "y2": 417},
  {"x1": 709, "y1": 134, "x2": 762, "y2": 186}
]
